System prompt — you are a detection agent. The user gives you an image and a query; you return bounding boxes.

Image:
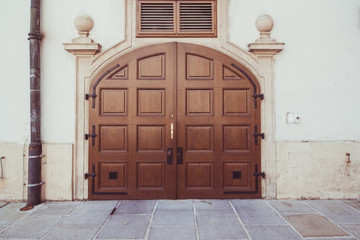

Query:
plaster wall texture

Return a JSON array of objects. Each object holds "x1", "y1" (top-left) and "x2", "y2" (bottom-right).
[
  {"x1": 0, "y1": 0, "x2": 359, "y2": 200},
  {"x1": 229, "y1": 0, "x2": 360, "y2": 141}
]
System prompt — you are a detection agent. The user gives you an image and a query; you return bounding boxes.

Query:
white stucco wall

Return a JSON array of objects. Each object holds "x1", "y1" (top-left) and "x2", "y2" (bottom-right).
[{"x1": 229, "y1": 0, "x2": 360, "y2": 141}]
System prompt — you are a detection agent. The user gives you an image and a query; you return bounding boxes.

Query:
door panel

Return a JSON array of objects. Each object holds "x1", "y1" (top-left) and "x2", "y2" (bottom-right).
[
  {"x1": 176, "y1": 43, "x2": 261, "y2": 199},
  {"x1": 88, "y1": 42, "x2": 261, "y2": 199},
  {"x1": 89, "y1": 43, "x2": 176, "y2": 199}
]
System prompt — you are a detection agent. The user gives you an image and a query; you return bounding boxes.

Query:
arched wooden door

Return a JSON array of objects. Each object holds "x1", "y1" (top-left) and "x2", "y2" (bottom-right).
[{"x1": 87, "y1": 42, "x2": 262, "y2": 199}]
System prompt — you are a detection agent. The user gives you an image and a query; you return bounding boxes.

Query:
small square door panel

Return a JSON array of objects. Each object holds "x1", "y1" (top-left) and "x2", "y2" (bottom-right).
[
  {"x1": 223, "y1": 125, "x2": 250, "y2": 152},
  {"x1": 186, "y1": 89, "x2": 213, "y2": 115},
  {"x1": 100, "y1": 126, "x2": 127, "y2": 152},
  {"x1": 137, "y1": 163, "x2": 164, "y2": 189},
  {"x1": 223, "y1": 89, "x2": 250, "y2": 115},
  {"x1": 99, "y1": 163, "x2": 127, "y2": 189},
  {"x1": 101, "y1": 89, "x2": 127, "y2": 115},
  {"x1": 224, "y1": 163, "x2": 249, "y2": 188},
  {"x1": 138, "y1": 126, "x2": 165, "y2": 151},
  {"x1": 186, "y1": 163, "x2": 213, "y2": 188},
  {"x1": 186, "y1": 126, "x2": 213, "y2": 151},
  {"x1": 138, "y1": 89, "x2": 165, "y2": 115}
]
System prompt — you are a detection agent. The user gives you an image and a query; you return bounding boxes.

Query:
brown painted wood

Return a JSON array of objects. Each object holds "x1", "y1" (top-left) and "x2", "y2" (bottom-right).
[
  {"x1": 88, "y1": 42, "x2": 261, "y2": 200},
  {"x1": 176, "y1": 43, "x2": 261, "y2": 199}
]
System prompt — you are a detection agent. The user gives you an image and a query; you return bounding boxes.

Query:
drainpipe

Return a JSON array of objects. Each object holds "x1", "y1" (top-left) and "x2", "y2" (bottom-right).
[{"x1": 21, "y1": 0, "x2": 42, "y2": 210}]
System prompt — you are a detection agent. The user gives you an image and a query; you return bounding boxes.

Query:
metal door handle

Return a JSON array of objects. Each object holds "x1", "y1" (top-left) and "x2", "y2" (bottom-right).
[{"x1": 170, "y1": 123, "x2": 174, "y2": 140}]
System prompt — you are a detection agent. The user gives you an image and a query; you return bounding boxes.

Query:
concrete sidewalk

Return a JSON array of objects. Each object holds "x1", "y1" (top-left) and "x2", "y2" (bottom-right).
[{"x1": 0, "y1": 200, "x2": 359, "y2": 240}]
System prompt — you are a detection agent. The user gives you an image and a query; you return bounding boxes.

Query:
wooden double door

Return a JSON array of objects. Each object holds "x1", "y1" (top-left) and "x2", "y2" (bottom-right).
[{"x1": 88, "y1": 42, "x2": 262, "y2": 199}]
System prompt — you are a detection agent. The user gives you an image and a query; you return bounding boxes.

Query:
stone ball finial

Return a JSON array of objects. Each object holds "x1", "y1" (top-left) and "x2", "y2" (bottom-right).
[
  {"x1": 255, "y1": 14, "x2": 274, "y2": 33},
  {"x1": 74, "y1": 14, "x2": 94, "y2": 33}
]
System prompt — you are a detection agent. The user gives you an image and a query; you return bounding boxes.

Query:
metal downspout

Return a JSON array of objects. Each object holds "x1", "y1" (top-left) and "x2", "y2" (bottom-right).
[{"x1": 21, "y1": 0, "x2": 42, "y2": 210}]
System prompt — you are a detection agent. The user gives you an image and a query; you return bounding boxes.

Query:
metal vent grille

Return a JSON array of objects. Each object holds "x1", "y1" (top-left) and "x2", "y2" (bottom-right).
[
  {"x1": 139, "y1": 3, "x2": 174, "y2": 32},
  {"x1": 179, "y1": 3, "x2": 213, "y2": 32},
  {"x1": 137, "y1": 0, "x2": 216, "y2": 37}
]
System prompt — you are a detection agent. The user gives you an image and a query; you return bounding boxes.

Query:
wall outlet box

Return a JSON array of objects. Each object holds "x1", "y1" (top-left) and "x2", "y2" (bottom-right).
[{"x1": 287, "y1": 113, "x2": 301, "y2": 124}]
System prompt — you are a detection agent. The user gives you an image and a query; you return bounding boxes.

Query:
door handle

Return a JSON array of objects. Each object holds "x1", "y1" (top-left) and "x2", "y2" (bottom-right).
[
  {"x1": 177, "y1": 147, "x2": 183, "y2": 165},
  {"x1": 170, "y1": 123, "x2": 174, "y2": 140},
  {"x1": 167, "y1": 148, "x2": 173, "y2": 165}
]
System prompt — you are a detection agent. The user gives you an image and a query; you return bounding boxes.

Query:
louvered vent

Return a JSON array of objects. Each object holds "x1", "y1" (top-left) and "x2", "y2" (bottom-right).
[
  {"x1": 139, "y1": 3, "x2": 174, "y2": 32},
  {"x1": 179, "y1": 3, "x2": 213, "y2": 32},
  {"x1": 137, "y1": 0, "x2": 216, "y2": 37}
]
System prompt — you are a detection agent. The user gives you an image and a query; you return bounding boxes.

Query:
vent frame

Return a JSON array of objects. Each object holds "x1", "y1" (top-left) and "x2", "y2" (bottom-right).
[{"x1": 136, "y1": 0, "x2": 217, "y2": 37}]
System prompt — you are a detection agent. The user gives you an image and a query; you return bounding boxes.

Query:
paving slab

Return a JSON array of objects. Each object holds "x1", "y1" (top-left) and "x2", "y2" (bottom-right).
[
  {"x1": 115, "y1": 200, "x2": 155, "y2": 214},
  {"x1": 305, "y1": 200, "x2": 360, "y2": 224},
  {"x1": 343, "y1": 200, "x2": 360, "y2": 211},
  {"x1": 157, "y1": 200, "x2": 193, "y2": 210},
  {"x1": 195, "y1": 200, "x2": 234, "y2": 215},
  {"x1": 152, "y1": 209, "x2": 194, "y2": 226},
  {"x1": 305, "y1": 238, "x2": 357, "y2": 240},
  {"x1": 341, "y1": 224, "x2": 360, "y2": 239},
  {"x1": 0, "y1": 203, "x2": 31, "y2": 231},
  {"x1": 41, "y1": 201, "x2": 117, "y2": 240},
  {"x1": 0, "y1": 202, "x2": 80, "y2": 239},
  {"x1": 148, "y1": 226, "x2": 196, "y2": 240},
  {"x1": 269, "y1": 200, "x2": 316, "y2": 215},
  {"x1": 246, "y1": 225, "x2": 303, "y2": 240},
  {"x1": 197, "y1": 214, "x2": 248, "y2": 240},
  {"x1": 61, "y1": 201, "x2": 118, "y2": 226},
  {"x1": 286, "y1": 214, "x2": 348, "y2": 237},
  {"x1": 96, "y1": 214, "x2": 150, "y2": 239},
  {"x1": 231, "y1": 199, "x2": 287, "y2": 225},
  {"x1": 42, "y1": 225, "x2": 100, "y2": 240}
]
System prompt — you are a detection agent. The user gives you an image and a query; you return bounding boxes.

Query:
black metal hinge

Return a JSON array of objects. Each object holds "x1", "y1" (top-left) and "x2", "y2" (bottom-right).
[
  {"x1": 253, "y1": 94, "x2": 264, "y2": 109},
  {"x1": 85, "y1": 164, "x2": 97, "y2": 179},
  {"x1": 253, "y1": 125, "x2": 264, "y2": 145},
  {"x1": 253, "y1": 94, "x2": 264, "y2": 100},
  {"x1": 254, "y1": 171, "x2": 266, "y2": 179},
  {"x1": 85, "y1": 93, "x2": 97, "y2": 108},
  {"x1": 253, "y1": 164, "x2": 265, "y2": 179},
  {"x1": 85, "y1": 125, "x2": 97, "y2": 146}
]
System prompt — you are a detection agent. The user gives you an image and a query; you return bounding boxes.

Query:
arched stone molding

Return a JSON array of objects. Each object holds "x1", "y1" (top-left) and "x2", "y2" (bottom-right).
[{"x1": 64, "y1": 0, "x2": 284, "y2": 200}]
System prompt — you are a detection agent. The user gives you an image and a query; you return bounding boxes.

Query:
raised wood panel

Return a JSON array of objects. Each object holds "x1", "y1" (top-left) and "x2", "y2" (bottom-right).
[
  {"x1": 137, "y1": 54, "x2": 165, "y2": 79},
  {"x1": 137, "y1": 125, "x2": 165, "y2": 151},
  {"x1": 186, "y1": 89, "x2": 213, "y2": 115},
  {"x1": 108, "y1": 65, "x2": 128, "y2": 80},
  {"x1": 223, "y1": 163, "x2": 249, "y2": 188},
  {"x1": 137, "y1": 163, "x2": 164, "y2": 189},
  {"x1": 186, "y1": 126, "x2": 213, "y2": 151},
  {"x1": 186, "y1": 54, "x2": 213, "y2": 80},
  {"x1": 100, "y1": 126, "x2": 127, "y2": 152},
  {"x1": 186, "y1": 163, "x2": 213, "y2": 188},
  {"x1": 223, "y1": 89, "x2": 249, "y2": 115},
  {"x1": 138, "y1": 89, "x2": 165, "y2": 115},
  {"x1": 99, "y1": 163, "x2": 127, "y2": 189},
  {"x1": 223, "y1": 125, "x2": 250, "y2": 152},
  {"x1": 101, "y1": 89, "x2": 127, "y2": 115},
  {"x1": 223, "y1": 65, "x2": 244, "y2": 80}
]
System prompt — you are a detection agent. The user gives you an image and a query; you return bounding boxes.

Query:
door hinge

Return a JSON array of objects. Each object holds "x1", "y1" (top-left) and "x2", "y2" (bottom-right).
[
  {"x1": 85, "y1": 125, "x2": 97, "y2": 146},
  {"x1": 253, "y1": 94, "x2": 264, "y2": 100},
  {"x1": 253, "y1": 164, "x2": 265, "y2": 179},
  {"x1": 85, "y1": 164, "x2": 97, "y2": 179},
  {"x1": 84, "y1": 172, "x2": 97, "y2": 179},
  {"x1": 85, "y1": 93, "x2": 97, "y2": 108},
  {"x1": 253, "y1": 171, "x2": 266, "y2": 179},
  {"x1": 253, "y1": 125, "x2": 264, "y2": 145}
]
